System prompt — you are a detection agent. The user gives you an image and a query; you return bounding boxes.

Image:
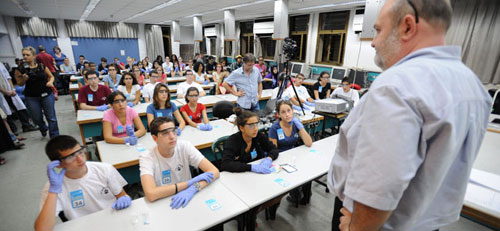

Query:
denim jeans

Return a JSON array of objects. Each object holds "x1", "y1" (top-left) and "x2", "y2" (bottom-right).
[
  {"x1": 25, "y1": 93, "x2": 59, "y2": 138},
  {"x1": 236, "y1": 102, "x2": 260, "y2": 112}
]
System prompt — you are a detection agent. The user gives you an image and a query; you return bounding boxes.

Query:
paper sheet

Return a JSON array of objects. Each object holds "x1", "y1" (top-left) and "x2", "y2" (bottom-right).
[
  {"x1": 465, "y1": 183, "x2": 500, "y2": 214},
  {"x1": 469, "y1": 169, "x2": 500, "y2": 193}
]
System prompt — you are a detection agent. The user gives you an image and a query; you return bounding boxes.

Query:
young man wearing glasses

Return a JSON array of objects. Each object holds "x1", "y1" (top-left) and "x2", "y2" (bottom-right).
[
  {"x1": 284, "y1": 73, "x2": 315, "y2": 109},
  {"x1": 176, "y1": 70, "x2": 206, "y2": 99},
  {"x1": 77, "y1": 70, "x2": 112, "y2": 111},
  {"x1": 35, "y1": 135, "x2": 131, "y2": 230},
  {"x1": 139, "y1": 117, "x2": 219, "y2": 208},
  {"x1": 330, "y1": 77, "x2": 360, "y2": 107},
  {"x1": 143, "y1": 70, "x2": 160, "y2": 103}
]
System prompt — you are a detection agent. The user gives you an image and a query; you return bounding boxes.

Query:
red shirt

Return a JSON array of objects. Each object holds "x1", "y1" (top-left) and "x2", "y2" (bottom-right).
[
  {"x1": 180, "y1": 103, "x2": 206, "y2": 123},
  {"x1": 36, "y1": 52, "x2": 56, "y2": 73},
  {"x1": 78, "y1": 84, "x2": 112, "y2": 106}
]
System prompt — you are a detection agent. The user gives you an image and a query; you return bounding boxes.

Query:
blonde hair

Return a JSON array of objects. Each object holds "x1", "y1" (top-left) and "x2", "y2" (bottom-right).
[{"x1": 22, "y1": 46, "x2": 36, "y2": 56}]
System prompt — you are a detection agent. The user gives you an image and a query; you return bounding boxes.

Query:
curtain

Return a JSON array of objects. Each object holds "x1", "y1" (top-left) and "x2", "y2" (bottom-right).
[
  {"x1": 232, "y1": 23, "x2": 241, "y2": 57},
  {"x1": 145, "y1": 25, "x2": 165, "y2": 61},
  {"x1": 65, "y1": 20, "x2": 138, "y2": 38},
  {"x1": 254, "y1": 34, "x2": 262, "y2": 57},
  {"x1": 446, "y1": 0, "x2": 500, "y2": 84},
  {"x1": 274, "y1": 39, "x2": 283, "y2": 63},
  {"x1": 15, "y1": 17, "x2": 58, "y2": 37}
]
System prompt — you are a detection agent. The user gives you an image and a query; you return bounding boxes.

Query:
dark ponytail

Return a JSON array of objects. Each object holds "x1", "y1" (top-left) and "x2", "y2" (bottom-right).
[{"x1": 233, "y1": 107, "x2": 257, "y2": 130}]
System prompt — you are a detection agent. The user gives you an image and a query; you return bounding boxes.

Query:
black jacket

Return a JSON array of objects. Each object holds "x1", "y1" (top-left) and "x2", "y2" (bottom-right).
[{"x1": 221, "y1": 131, "x2": 279, "y2": 172}]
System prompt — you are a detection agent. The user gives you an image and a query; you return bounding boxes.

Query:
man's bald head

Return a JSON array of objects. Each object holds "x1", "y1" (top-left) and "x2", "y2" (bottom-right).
[{"x1": 389, "y1": 0, "x2": 452, "y2": 31}]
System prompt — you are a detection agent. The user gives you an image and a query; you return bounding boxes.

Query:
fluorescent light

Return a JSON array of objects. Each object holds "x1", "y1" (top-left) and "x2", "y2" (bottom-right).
[
  {"x1": 10, "y1": 0, "x2": 34, "y2": 16},
  {"x1": 80, "y1": 0, "x2": 101, "y2": 21},
  {"x1": 123, "y1": 0, "x2": 183, "y2": 22},
  {"x1": 296, "y1": 0, "x2": 365, "y2": 11},
  {"x1": 221, "y1": 0, "x2": 273, "y2": 11}
]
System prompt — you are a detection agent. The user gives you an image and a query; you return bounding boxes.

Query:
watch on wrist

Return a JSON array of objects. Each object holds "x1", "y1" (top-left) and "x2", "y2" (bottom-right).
[{"x1": 193, "y1": 182, "x2": 201, "y2": 192}]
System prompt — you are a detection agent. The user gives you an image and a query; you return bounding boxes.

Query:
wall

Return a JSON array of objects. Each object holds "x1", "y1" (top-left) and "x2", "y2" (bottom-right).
[
  {"x1": 1, "y1": 16, "x2": 23, "y2": 66},
  {"x1": 55, "y1": 19, "x2": 75, "y2": 65},
  {"x1": 70, "y1": 37, "x2": 139, "y2": 65},
  {"x1": 180, "y1": 26, "x2": 194, "y2": 44}
]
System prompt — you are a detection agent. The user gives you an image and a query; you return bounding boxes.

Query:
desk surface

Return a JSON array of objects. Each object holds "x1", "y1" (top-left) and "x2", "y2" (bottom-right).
[
  {"x1": 97, "y1": 119, "x2": 237, "y2": 168},
  {"x1": 487, "y1": 114, "x2": 500, "y2": 133},
  {"x1": 175, "y1": 95, "x2": 222, "y2": 107},
  {"x1": 219, "y1": 135, "x2": 337, "y2": 208},
  {"x1": 54, "y1": 180, "x2": 249, "y2": 231}
]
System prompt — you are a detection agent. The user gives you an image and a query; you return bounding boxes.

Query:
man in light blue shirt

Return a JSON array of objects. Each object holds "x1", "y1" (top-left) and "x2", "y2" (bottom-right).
[
  {"x1": 223, "y1": 53, "x2": 262, "y2": 112},
  {"x1": 327, "y1": 0, "x2": 492, "y2": 230}
]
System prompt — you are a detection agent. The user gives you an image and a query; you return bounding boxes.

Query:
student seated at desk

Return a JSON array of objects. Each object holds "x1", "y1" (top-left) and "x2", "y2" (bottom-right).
[
  {"x1": 180, "y1": 87, "x2": 212, "y2": 131},
  {"x1": 77, "y1": 69, "x2": 89, "y2": 88},
  {"x1": 102, "y1": 64, "x2": 122, "y2": 91},
  {"x1": 156, "y1": 67, "x2": 167, "y2": 84},
  {"x1": 116, "y1": 72, "x2": 141, "y2": 106},
  {"x1": 269, "y1": 100, "x2": 312, "y2": 203},
  {"x1": 139, "y1": 117, "x2": 220, "y2": 208},
  {"x1": 146, "y1": 83, "x2": 185, "y2": 133},
  {"x1": 330, "y1": 77, "x2": 360, "y2": 107},
  {"x1": 193, "y1": 62, "x2": 210, "y2": 84},
  {"x1": 34, "y1": 135, "x2": 131, "y2": 230},
  {"x1": 77, "y1": 70, "x2": 111, "y2": 111},
  {"x1": 221, "y1": 108, "x2": 279, "y2": 173},
  {"x1": 284, "y1": 73, "x2": 315, "y2": 110},
  {"x1": 176, "y1": 70, "x2": 206, "y2": 99},
  {"x1": 313, "y1": 71, "x2": 332, "y2": 100},
  {"x1": 102, "y1": 91, "x2": 146, "y2": 145},
  {"x1": 132, "y1": 65, "x2": 145, "y2": 86},
  {"x1": 143, "y1": 70, "x2": 160, "y2": 103}
]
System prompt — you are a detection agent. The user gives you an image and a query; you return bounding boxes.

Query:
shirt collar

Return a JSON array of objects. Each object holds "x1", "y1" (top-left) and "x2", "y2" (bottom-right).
[{"x1": 393, "y1": 45, "x2": 462, "y2": 68}]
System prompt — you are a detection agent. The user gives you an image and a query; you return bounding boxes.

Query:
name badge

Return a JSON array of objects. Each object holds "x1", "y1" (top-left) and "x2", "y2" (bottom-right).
[
  {"x1": 70, "y1": 189, "x2": 85, "y2": 209},
  {"x1": 87, "y1": 94, "x2": 93, "y2": 102},
  {"x1": 41, "y1": 92, "x2": 48, "y2": 97},
  {"x1": 117, "y1": 125, "x2": 124, "y2": 134},
  {"x1": 162, "y1": 170, "x2": 172, "y2": 185},
  {"x1": 277, "y1": 128, "x2": 285, "y2": 140},
  {"x1": 318, "y1": 86, "x2": 323, "y2": 92},
  {"x1": 189, "y1": 115, "x2": 193, "y2": 120},
  {"x1": 125, "y1": 94, "x2": 130, "y2": 99},
  {"x1": 156, "y1": 112, "x2": 163, "y2": 117},
  {"x1": 250, "y1": 150, "x2": 257, "y2": 160}
]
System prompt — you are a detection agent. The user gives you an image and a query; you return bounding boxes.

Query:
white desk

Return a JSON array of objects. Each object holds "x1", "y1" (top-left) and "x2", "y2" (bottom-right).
[
  {"x1": 488, "y1": 114, "x2": 500, "y2": 133},
  {"x1": 54, "y1": 180, "x2": 249, "y2": 231},
  {"x1": 167, "y1": 76, "x2": 186, "y2": 83},
  {"x1": 175, "y1": 95, "x2": 222, "y2": 107},
  {"x1": 215, "y1": 94, "x2": 238, "y2": 103},
  {"x1": 77, "y1": 103, "x2": 153, "y2": 124},
  {"x1": 219, "y1": 135, "x2": 337, "y2": 208},
  {"x1": 97, "y1": 119, "x2": 237, "y2": 169},
  {"x1": 261, "y1": 89, "x2": 273, "y2": 99}
]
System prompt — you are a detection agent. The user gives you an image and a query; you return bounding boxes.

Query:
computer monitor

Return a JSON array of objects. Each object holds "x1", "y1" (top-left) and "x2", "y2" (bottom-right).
[
  {"x1": 291, "y1": 63, "x2": 303, "y2": 77},
  {"x1": 348, "y1": 69, "x2": 366, "y2": 87},
  {"x1": 331, "y1": 67, "x2": 347, "y2": 85}
]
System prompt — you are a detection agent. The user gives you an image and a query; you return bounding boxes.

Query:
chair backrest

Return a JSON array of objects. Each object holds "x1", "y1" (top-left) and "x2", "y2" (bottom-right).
[
  {"x1": 492, "y1": 89, "x2": 500, "y2": 115},
  {"x1": 213, "y1": 100, "x2": 234, "y2": 119},
  {"x1": 211, "y1": 135, "x2": 230, "y2": 169}
]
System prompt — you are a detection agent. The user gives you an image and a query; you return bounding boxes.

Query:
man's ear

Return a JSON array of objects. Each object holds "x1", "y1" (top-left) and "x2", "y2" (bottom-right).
[{"x1": 399, "y1": 15, "x2": 418, "y2": 42}]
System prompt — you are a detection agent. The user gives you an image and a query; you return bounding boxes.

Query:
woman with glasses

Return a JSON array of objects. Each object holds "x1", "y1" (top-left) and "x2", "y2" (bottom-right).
[
  {"x1": 330, "y1": 77, "x2": 360, "y2": 107},
  {"x1": 132, "y1": 65, "x2": 145, "y2": 86},
  {"x1": 102, "y1": 63, "x2": 122, "y2": 91},
  {"x1": 313, "y1": 71, "x2": 332, "y2": 100},
  {"x1": 221, "y1": 108, "x2": 279, "y2": 173},
  {"x1": 103, "y1": 91, "x2": 146, "y2": 145},
  {"x1": 180, "y1": 87, "x2": 211, "y2": 130},
  {"x1": 116, "y1": 72, "x2": 141, "y2": 106},
  {"x1": 146, "y1": 83, "x2": 185, "y2": 132}
]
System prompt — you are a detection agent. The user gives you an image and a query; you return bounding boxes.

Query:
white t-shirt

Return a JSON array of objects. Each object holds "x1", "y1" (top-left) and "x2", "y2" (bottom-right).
[
  {"x1": 143, "y1": 82, "x2": 159, "y2": 101},
  {"x1": 331, "y1": 87, "x2": 360, "y2": 106},
  {"x1": 162, "y1": 62, "x2": 173, "y2": 72},
  {"x1": 194, "y1": 72, "x2": 205, "y2": 82},
  {"x1": 284, "y1": 85, "x2": 310, "y2": 101},
  {"x1": 116, "y1": 84, "x2": 141, "y2": 102},
  {"x1": 39, "y1": 162, "x2": 127, "y2": 220},
  {"x1": 176, "y1": 81, "x2": 203, "y2": 97},
  {"x1": 139, "y1": 140, "x2": 204, "y2": 186}
]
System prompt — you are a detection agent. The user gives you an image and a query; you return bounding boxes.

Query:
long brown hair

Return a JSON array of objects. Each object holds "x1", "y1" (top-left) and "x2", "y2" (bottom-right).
[{"x1": 153, "y1": 83, "x2": 172, "y2": 109}]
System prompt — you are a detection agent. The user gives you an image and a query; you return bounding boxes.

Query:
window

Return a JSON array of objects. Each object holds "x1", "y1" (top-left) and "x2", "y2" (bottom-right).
[
  {"x1": 224, "y1": 41, "x2": 233, "y2": 56},
  {"x1": 161, "y1": 27, "x2": 172, "y2": 56},
  {"x1": 240, "y1": 21, "x2": 254, "y2": 55},
  {"x1": 200, "y1": 37, "x2": 207, "y2": 54},
  {"x1": 259, "y1": 35, "x2": 276, "y2": 59},
  {"x1": 289, "y1": 15, "x2": 309, "y2": 62},
  {"x1": 315, "y1": 11, "x2": 349, "y2": 65},
  {"x1": 209, "y1": 37, "x2": 216, "y2": 55}
]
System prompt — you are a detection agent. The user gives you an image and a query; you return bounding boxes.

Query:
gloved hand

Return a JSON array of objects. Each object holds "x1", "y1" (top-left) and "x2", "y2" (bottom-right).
[
  {"x1": 198, "y1": 124, "x2": 213, "y2": 131},
  {"x1": 292, "y1": 104, "x2": 310, "y2": 111},
  {"x1": 47, "y1": 160, "x2": 66, "y2": 193},
  {"x1": 260, "y1": 157, "x2": 272, "y2": 168},
  {"x1": 304, "y1": 101, "x2": 315, "y2": 107},
  {"x1": 251, "y1": 162, "x2": 272, "y2": 174},
  {"x1": 96, "y1": 104, "x2": 109, "y2": 111},
  {"x1": 125, "y1": 136, "x2": 138, "y2": 146},
  {"x1": 170, "y1": 185, "x2": 197, "y2": 209},
  {"x1": 127, "y1": 102, "x2": 134, "y2": 107},
  {"x1": 112, "y1": 195, "x2": 131, "y2": 210},
  {"x1": 176, "y1": 127, "x2": 182, "y2": 136},
  {"x1": 126, "y1": 125, "x2": 135, "y2": 137},
  {"x1": 289, "y1": 117, "x2": 304, "y2": 130},
  {"x1": 187, "y1": 172, "x2": 214, "y2": 186},
  {"x1": 203, "y1": 80, "x2": 209, "y2": 85},
  {"x1": 204, "y1": 123, "x2": 213, "y2": 131}
]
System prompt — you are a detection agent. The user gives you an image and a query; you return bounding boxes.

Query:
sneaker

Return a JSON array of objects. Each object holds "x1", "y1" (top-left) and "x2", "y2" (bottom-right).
[
  {"x1": 23, "y1": 126, "x2": 38, "y2": 132},
  {"x1": 41, "y1": 130, "x2": 47, "y2": 137},
  {"x1": 286, "y1": 195, "x2": 300, "y2": 204}
]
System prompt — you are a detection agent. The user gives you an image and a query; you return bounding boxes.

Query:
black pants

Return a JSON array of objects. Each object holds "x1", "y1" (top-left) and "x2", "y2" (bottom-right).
[{"x1": 5, "y1": 96, "x2": 33, "y2": 129}]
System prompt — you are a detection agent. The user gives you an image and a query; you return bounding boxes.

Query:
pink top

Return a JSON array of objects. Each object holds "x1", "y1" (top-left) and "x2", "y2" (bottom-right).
[{"x1": 102, "y1": 107, "x2": 138, "y2": 138}]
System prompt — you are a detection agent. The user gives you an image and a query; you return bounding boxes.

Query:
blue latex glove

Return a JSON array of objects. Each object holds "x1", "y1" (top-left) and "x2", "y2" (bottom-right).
[
  {"x1": 125, "y1": 136, "x2": 138, "y2": 146},
  {"x1": 112, "y1": 195, "x2": 131, "y2": 210},
  {"x1": 251, "y1": 163, "x2": 272, "y2": 174},
  {"x1": 203, "y1": 80, "x2": 209, "y2": 85},
  {"x1": 292, "y1": 104, "x2": 310, "y2": 111},
  {"x1": 176, "y1": 127, "x2": 182, "y2": 136},
  {"x1": 125, "y1": 125, "x2": 135, "y2": 137},
  {"x1": 170, "y1": 185, "x2": 197, "y2": 209},
  {"x1": 198, "y1": 124, "x2": 213, "y2": 131},
  {"x1": 47, "y1": 160, "x2": 66, "y2": 194},
  {"x1": 96, "y1": 104, "x2": 109, "y2": 111},
  {"x1": 127, "y1": 102, "x2": 134, "y2": 107},
  {"x1": 187, "y1": 172, "x2": 214, "y2": 186},
  {"x1": 289, "y1": 117, "x2": 304, "y2": 130},
  {"x1": 304, "y1": 101, "x2": 315, "y2": 107},
  {"x1": 204, "y1": 123, "x2": 213, "y2": 131},
  {"x1": 260, "y1": 157, "x2": 272, "y2": 168}
]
